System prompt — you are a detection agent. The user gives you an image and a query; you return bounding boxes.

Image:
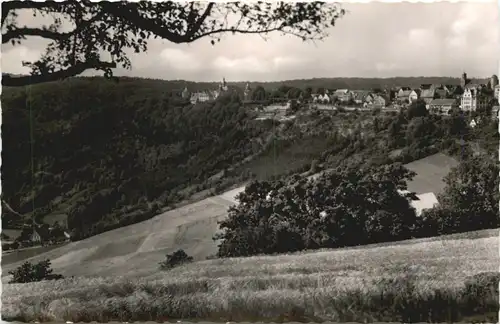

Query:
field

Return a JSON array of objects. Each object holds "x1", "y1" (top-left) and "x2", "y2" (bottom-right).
[
  {"x1": 2, "y1": 149, "x2": 498, "y2": 322},
  {"x1": 3, "y1": 228, "x2": 499, "y2": 322},
  {"x1": 403, "y1": 153, "x2": 459, "y2": 195},
  {"x1": 1, "y1": 189, "x2": 243, "y2": 280},
  {"x1": 2, "y1": 153, "x2": 460, "y2": 279}
]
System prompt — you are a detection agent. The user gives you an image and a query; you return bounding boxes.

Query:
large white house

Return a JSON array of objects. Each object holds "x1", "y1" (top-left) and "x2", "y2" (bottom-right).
[{"x1": 461, "y1": 87, "x2": 479, "y2": 111}]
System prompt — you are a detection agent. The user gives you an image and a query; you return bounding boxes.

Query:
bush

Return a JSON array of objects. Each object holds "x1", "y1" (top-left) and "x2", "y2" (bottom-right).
[
  {"x1": 159, "y1": 249, "x2": 193, "y2": 270},
  {"x1": 8, "y1": 259, "x2": 64, "y2": 283}
]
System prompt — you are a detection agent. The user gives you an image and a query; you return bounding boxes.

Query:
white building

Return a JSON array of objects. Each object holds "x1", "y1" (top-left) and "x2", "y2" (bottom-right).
[
  {"x1": 461, "y1": 87, "x2": 479, "y2": 111},
  {"x1": 185, "y1": 78, "x2": 229, "y2": 104}
]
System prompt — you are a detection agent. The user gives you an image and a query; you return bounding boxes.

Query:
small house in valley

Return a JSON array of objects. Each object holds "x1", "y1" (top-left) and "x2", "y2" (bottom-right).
[
  {"x1": 372, "y1": 95, "x2": 389, "y2": 109},
  {"x1": 397, "y1": 88, "x2": 412, "y2": 104},
  {"x1": 334, "y1": 89, "x2": 353, "y2": 103},
  {"x1": 409, "y1": 89, "x2": 421, "y2": 103},
  {"x1": 420, "y1": 89, "x2": 436, "y2": 107}
]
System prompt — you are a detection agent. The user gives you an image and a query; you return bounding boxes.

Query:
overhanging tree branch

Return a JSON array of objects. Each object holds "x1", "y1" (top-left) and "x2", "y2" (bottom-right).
[
  {"x1": 2, "y1": 60, "x2": 116, "y2": 87},
  {"x1": 3, "y1": 27, "x2": 66, "y2": 44},
  {"x1": 2, "y1": 1, "x2": 345, "y2": 87}
]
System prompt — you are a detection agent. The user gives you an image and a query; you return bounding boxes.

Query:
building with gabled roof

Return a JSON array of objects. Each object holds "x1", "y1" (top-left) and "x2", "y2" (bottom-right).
[
  {"x1": 409, "y1": 89, "x2": 421, "y2": 103},
  {"x1": 428, "y1": 98, "x2": 458, "y2": 115}
]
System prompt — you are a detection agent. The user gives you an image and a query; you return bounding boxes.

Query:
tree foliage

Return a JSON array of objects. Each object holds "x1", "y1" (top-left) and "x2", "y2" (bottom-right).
[
  {"x1": 159, "y1": 249, "x2": 193, "y2": 270},
  {"x1": 2, "y1": 77, "x2": 271, "y2": 239},
  {"x1": 2, "y1": 1, "x2": 345, "y2": 86},
  {"x1": 8, "y1": 259, "x2": 63, "y2": 283},
  {"x1": 406, "y1": 99, "x2": 428, "y2": 120},
  {"x1": 438, "y1": 156, "x2": 500, "y2": 230},
  {"x1": 215, "y1": 163, "x2": 418, "y2": 257}
]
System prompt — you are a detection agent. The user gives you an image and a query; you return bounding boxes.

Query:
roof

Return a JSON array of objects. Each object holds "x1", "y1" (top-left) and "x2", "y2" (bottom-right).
[
  {"x1": 374, "y1": 94, "x2": 389, "y2": 102},
  {"x1": 412, "y1": 192, "x2": 439, "y2": 216},
  {"x1": 420, "y1": 84, "x2": 432, "y2": 90},
  {"x1": 351, "y1": 90, "x2": 370, "y2": 98},
  {"x1": 435, "y1": 89, "x2": 448, "y2": 97},
  {"x1": 398, "y1": 90, "x2": 412, "y2": 97},
  {"x1": 410, "y1": 89, "x2": 421, "y2": 96},
  {"x1": 429, "y1": 99, "x2": 457, "y2": 106},
  {"x1": 421, "y1": 89, "x2": 435, "y2": 98},
  {"x1": 399, "y1": 86, "x2": 411, "y2": 91},
  {"x1": 465, "y1": 83, "x2": 481, "y2": 90},
  {"x1": 334, "y1": 89, "x2": 349, "y2": 94}
]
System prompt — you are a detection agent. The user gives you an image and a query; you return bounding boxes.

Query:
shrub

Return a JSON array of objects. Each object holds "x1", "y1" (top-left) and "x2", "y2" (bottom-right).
[
  {"x1": 8, "y1": 259, "x2": 64, "y2": 283},
  {"x1": 159, "y1": 249, "x2": 193, "y2": 270}
]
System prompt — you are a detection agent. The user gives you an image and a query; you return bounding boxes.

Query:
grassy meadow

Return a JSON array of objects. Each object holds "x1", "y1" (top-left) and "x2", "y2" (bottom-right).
[{"x1": 3, "y1": 228, "x2": 499, "y2": 322}]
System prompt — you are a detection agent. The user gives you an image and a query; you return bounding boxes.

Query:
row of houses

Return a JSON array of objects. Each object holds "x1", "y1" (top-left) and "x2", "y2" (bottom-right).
[
  {"x1": 181, "y1": 78, "x2": 231, "y2": 104},
  {"x1": 311, "y1": 89, "x2": 391, "y2": 109},
  {"x1": 398, "y1": 72, "x2": 498, "y2": 112}
]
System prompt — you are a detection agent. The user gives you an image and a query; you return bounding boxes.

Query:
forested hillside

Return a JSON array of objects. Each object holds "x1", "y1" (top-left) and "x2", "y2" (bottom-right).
[
  {"x1": 2, "y1": 77, "x2": 271, "y2": 240},
  {"x1": 3, "y1": 77, "x2": 498, "y2": 245}
]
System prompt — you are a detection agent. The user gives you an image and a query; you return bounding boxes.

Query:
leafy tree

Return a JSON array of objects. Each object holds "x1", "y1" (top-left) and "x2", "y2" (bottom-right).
[
  {"x1": 303, "y1": 87, "x2": 313, "y2": 101},
  {"x1": 2, "y1": 77, "x2": 274, "y2": 239},
  {"x1": 407, "y1": 99, "x2": 428, "y2": 119},
  {"x1": 159, "y1": 249, "x2": 193, "y2": 270},
  {"x1": 2, "y1": 1, "x2": 345, "y2": 86},
  {"x1": 8, "y1": 259, "x2": 63, "y2": 283},
  {"x1": 405, "y1": 116, "x2": 438, "y2": 148},
  {"x1": 438, "y1": 156, "x2": 499, "y2": 230},
  {"x1": 315, "y1": 87, "x2": 326, "y2": 95},
  {"x1": 286, "y1": 87, "x2": 303, "y2": 100},
  {"x1": 215, "y1": 163, "x2": 418, "y2": 257},
  {"x1": 251, "y1": 86, "x2": 267, "y2": 101}
]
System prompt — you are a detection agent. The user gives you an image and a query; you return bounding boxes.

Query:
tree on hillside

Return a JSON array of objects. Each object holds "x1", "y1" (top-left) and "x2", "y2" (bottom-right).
[
  {"x1": 303, "y1": 87, "x2": 313, "y2": 101},
  {"x1": 215, "y1": 163, "x2": 418, "y2": 257},
  {"x1": 405, "y1": 116, "x2": 437, "y2": 148},
  {"x1": 2, "y1": 1, "x2": 346, "y2": 87},
  {"x1": 438, "y1": 156, "x2": 499, "y2": 230},
  {"x1": 8, "y1": 259, "x2": 63, "y2": 283},
  {"x1": 251, "y1": 86, "x2": 268, "y2": 101}
]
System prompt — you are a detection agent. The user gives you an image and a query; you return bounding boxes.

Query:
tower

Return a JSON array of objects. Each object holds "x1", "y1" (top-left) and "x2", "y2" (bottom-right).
[
  {"x1": 490, "y1": 74, "x2": 498, "y2": 90},
  {"x1": 181, "y1": 85, "x2": 190, "y2": 99},
  {"x1": 243, "y1": 82, "x2": 251, "y2": 102},
  {"x1": 220, "y1": 77, "x2": 228, "y2": 92},
  {"x1": 460, "y1": 72, "x2": 467, "y2": 88}
]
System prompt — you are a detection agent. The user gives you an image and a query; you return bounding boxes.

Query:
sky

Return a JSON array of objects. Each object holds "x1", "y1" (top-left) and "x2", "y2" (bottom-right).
[{"x1": 2, "y1": 1, "x2": 499, "y2": 82}]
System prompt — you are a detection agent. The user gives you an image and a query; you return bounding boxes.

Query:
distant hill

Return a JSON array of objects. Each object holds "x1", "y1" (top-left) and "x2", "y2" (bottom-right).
[{"x1": 111, "y1": 75, "x2": 489, "y2": 92}]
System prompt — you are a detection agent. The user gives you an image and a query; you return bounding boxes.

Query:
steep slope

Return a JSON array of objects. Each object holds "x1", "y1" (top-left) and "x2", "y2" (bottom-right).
[
  {"x1": 1, "y1": 186, "x2": 244, "y2": 279},
  {"x1": 1, "y1": 77, "x2": 269, "y2": 240},
  {"x1": 2, "y1": 152, "x2": 461, "y2": 279}
]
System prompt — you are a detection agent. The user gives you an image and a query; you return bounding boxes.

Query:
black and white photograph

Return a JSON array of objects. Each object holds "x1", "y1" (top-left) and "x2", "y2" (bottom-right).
[{"x1": 1, "y1": 0, "x2": 500, "y2": 322}]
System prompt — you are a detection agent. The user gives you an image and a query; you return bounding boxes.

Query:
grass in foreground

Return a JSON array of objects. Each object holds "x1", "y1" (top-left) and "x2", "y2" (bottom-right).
[{"x1": 2, "y1": 231, "x2": 499, "y2": 322}]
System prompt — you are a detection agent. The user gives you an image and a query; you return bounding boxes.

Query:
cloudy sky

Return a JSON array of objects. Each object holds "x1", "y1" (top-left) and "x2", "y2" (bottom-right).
[{"x1": 2, "y1": 1, "x2": 499, "y2": 82}]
